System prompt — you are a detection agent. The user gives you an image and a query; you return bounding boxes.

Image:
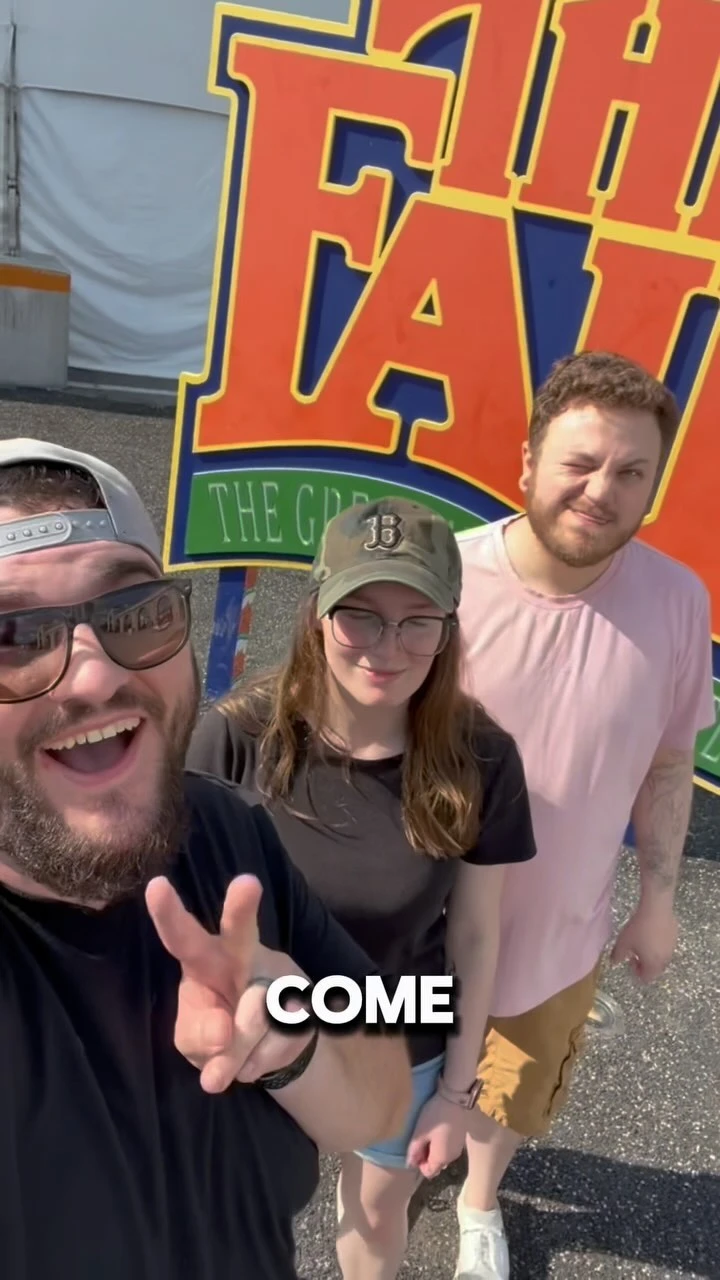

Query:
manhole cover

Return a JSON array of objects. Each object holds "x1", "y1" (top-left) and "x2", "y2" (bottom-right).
[{"x1": 585, "y1": 990, "x2": 625, "y2": 1040}]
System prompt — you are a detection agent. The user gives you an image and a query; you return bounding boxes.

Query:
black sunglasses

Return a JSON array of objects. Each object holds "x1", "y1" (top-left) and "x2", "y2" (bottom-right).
[{"x1": 0, "y1": 577, "x2": 193, "y2": 704}]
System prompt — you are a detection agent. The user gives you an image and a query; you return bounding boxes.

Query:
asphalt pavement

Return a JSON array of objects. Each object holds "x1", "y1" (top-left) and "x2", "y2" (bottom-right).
[{"x1": 1, "y1": 396, "x2": 718, "y2": 1280}]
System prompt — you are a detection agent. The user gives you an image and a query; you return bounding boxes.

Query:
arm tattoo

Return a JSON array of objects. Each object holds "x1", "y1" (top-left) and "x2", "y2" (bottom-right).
[{"x1": 632, "y1": 750, "x2": 695, "y2": 894}]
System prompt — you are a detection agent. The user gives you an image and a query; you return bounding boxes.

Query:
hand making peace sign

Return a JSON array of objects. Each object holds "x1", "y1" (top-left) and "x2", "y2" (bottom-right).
[{"x1": 145, "y1": 874, "x2": 315, "y2": 1093}]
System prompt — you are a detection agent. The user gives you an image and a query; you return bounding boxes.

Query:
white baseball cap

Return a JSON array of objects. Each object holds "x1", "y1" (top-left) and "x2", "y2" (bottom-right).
[{"x1": 0, "y1": 438, "x2": 162, "y2": 568}]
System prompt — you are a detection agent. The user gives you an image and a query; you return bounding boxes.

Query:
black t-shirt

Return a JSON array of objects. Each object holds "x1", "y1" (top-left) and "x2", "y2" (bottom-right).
[
  {"x1": 187, "y1": 707, "x2": 536, "y2": 1066},
  {"x1": 0, "y1": 771, "x2": 379, "y2": 1280}
]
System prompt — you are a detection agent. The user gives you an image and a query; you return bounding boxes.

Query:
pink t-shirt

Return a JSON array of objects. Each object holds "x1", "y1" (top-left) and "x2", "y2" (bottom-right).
[{"x1": 457, "y1": 517, "x2": 715, "y2": 1017}]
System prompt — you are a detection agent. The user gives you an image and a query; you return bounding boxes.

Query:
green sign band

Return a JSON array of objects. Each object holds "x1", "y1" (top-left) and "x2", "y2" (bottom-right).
[
  {"x1": 695, "y1": 680, "x2": 720, "y2": 783},
  {"x1": 185, "y1": 467, "x2": 485, "y2": 559}
]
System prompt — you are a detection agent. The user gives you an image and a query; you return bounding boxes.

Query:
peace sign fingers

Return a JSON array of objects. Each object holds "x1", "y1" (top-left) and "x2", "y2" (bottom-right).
[
  {"x1": 218, "y1": 875, "x2": 264, "y2": 994},
  {"x1": 145, "y1": 876, "x2": 236, "y2": 1003}
]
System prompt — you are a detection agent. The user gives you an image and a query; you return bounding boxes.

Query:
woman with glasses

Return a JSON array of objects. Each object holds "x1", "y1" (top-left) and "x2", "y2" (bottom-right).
[{"x1": 187, "y1": 498, "x2": 537, "y2": 1280}]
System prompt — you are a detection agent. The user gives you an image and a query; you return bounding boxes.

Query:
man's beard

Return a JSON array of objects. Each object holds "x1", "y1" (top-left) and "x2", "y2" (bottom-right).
[
  {"x1": 524, "y1": 474, "x2": 644, "y2": 569},
  {"x1": 0, "y1": 664, "x2": 201, "y2": 907}
]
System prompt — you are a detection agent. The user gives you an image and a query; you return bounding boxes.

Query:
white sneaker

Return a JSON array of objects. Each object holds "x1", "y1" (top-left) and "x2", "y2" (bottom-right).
[{"x1": 454, "y1": 1184, "x2": 510, "y2": 1279}]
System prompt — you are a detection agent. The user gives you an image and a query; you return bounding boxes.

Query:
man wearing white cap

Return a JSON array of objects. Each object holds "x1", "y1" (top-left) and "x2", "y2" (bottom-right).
[{"x1": 0, "y1": 438, "x2": 411, "y2": 1280}]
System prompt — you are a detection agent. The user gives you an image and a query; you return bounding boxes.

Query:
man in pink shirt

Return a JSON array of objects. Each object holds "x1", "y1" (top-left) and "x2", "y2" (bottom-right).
[{"x1": 452, "y1": 351, "x2": 715, "y2": 1279}]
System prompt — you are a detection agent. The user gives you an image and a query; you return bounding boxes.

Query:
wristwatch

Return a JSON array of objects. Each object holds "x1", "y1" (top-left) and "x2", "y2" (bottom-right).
[{"x1": 436, "y1": 1075, "x2": 484, "y2": 1110}]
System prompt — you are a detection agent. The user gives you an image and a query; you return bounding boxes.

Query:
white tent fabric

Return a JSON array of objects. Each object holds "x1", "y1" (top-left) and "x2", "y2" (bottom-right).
[
  {"x1": 20, "y1": 90, "x2": 226, "y2": 377},
  {"x1": 2, "y1": 0, "x2": 350, "y2": 380}
]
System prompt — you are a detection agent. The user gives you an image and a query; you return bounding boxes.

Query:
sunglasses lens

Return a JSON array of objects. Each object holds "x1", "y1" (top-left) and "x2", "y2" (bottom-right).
[
  {"x1": 0, "y1": 614, "x2": 69, "y2": 702},
  {"x1": 95, "y1": 583, "x2": 190, "y2": 670}
]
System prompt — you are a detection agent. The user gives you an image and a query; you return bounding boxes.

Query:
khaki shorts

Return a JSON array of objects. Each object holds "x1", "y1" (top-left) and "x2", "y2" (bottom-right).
[{"x1": 476, "y1": 961, "x2": 602, "y2": 1138}]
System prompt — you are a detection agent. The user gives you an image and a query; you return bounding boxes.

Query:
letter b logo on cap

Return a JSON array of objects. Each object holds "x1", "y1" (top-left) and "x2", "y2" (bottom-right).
[{"x1": 363, "y1": 513, "x2": 403, "y2": 551}]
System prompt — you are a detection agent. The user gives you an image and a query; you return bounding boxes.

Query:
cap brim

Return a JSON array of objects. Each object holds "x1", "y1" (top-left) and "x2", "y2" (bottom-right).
[{"x1": 316, "y1": 561, "x2": 455, "y2": 617}]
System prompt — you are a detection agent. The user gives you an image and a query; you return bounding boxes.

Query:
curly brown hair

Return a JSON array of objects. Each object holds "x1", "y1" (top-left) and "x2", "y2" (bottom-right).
[{"x1": 528, "y1": 351, "x2": 680, "y2": 463}]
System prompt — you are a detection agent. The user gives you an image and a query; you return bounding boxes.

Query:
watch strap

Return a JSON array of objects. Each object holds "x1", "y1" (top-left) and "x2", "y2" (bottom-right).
[{"x1": 436, "y1": 1075, "x2": 483, "y2": 1110}]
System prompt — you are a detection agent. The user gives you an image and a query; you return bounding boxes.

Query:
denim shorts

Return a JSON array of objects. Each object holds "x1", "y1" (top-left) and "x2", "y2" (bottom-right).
[{"x1": 354, "y1": 1052, "x2": 445, "y2": 1170}]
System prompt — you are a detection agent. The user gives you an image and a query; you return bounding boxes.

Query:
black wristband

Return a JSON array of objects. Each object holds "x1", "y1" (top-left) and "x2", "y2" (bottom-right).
[
  {"x1": 247, "y1": 974, "x2": 320, "y2": 1092},
  {"x1": 257, "y1": 1026, "x2": 320, "y2": 1091}
]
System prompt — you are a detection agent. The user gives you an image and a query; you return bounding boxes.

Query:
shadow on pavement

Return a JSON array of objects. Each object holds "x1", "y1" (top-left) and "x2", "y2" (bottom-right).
[{"x1": 410, "y1": 1147, "x2": 719, "y2": 1278}]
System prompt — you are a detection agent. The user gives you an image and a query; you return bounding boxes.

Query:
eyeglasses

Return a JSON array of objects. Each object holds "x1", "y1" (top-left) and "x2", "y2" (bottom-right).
[
  {"x1": 328, "y1": 605, "x2": 455, "y2": 657},
  {"x1": 0, "y1": 577, "x2": 193, "y2": 704}
]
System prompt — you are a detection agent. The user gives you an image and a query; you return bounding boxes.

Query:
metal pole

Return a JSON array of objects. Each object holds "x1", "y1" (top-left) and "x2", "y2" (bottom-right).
[{"x1": 5, "y1": 19, "x2": 20, "y2": 255}]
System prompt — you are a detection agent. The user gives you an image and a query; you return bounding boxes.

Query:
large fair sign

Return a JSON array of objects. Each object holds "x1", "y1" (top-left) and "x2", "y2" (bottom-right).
[{"x1": 164, "y1": 0, "x2": 720, "y2": 793}]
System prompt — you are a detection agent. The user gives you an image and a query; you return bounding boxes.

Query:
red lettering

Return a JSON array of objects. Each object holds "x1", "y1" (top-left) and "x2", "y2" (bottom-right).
[
  {"x1": 304, "y1": 198, "x2": 529, "y2": 496},
  {"x1": 640, "y1": 332, "x2": 720, "y2": 635},
  {"x1": 578, "y1": 236, "x2": 719, "y2": 630},
  {"x1": 581, "y1": 238, "x2": 716, "y2": 370},
  {"x1": 522, "y1": 0, "x2": 720, "y2": 230},
  {"x1": 371, "y1": 0, "x2": 552, "y2": 196},
  {"x1": 196, "y1": 39, "x2": 449, "y2": 451}
]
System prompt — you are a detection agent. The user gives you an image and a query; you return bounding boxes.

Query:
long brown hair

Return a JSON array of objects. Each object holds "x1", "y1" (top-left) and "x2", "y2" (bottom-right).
[{"x1": 218, "y1": 587, "x2": 497, "y2": 858}]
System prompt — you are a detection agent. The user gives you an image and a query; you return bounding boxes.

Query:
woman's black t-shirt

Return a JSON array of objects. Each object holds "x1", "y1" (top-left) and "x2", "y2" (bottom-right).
[{"x1": 187, "y1": 707, "x2": 537, "y2": 1065}]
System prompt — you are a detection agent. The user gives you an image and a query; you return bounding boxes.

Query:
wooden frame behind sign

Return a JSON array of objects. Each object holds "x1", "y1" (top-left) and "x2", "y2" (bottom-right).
[{"x1": 163, "y1": 0, "x2": 720, "y2": 793}]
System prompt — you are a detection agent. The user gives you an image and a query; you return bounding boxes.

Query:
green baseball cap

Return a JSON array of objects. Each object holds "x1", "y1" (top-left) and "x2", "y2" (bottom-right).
[{"x1": 312, "y1": 497, "x2": 462, "y2": 617}]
